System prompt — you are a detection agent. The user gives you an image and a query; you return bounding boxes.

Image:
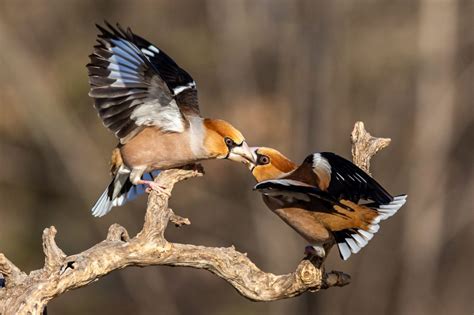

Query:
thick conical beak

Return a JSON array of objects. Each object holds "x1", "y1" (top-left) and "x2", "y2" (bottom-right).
[
  {"x1": 247, "y1": 146, "x2": 260, "y2": 171},
  {"x1": 227, "y1": 141, "x2": 257, "y2": 168}
]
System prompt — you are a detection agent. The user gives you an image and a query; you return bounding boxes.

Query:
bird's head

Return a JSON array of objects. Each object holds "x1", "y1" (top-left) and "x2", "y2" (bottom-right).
[
  {"x1": 249, "y1": 147, "x2": 297, "y2": 182},
  {"x1": 203, "y1": 119, "x2": 256, "y2": 166}
]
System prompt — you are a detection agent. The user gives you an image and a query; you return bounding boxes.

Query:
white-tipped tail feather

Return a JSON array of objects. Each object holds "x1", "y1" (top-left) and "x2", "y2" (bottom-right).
[
  {"x1": 91, "y1": 171, "x2": 160, "y2": 217},
  {"x1": 375, "y1": 195, "x2": 407, "y2": 220},
  {"x1": 91, "y1": 188, "x2": 113, "y2": 217},
  {"x1": 336, "y1": 194, "x2": 407, "y2": 260}
]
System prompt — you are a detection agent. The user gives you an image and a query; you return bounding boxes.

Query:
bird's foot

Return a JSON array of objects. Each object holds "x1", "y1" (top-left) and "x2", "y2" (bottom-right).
[
  {"x1": 137, "y1": 180, "x2": 171, "y2": 197},
  {"x1": 304, "y1": 245, "x2": 326, "y2": 259}
]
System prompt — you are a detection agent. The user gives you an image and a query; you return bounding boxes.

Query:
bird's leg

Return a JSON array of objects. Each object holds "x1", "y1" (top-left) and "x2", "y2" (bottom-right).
[
  {"x1": 136, "y1": 179, "x2": 171, "y2": 197},
  {"x1": 304, "y1": 245, "x2": 326, "y2": 259},
  {"x1": 130, "y1": 168, "x2": 170, "y2": 197}
]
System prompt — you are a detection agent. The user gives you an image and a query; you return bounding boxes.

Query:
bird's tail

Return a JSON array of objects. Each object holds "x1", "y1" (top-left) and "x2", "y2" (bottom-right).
[
  {"x1": 91, "y1": 170, "x2": 160, "y2": 217},
  {"x1": 334, "y1": 194, "x2": 407, "y2": 260}
]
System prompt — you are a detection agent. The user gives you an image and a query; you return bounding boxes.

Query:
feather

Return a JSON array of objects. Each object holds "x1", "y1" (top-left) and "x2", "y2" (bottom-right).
[
  {"x1": 337, "y1": 242, "x2": 351, "y2": 260},
  {"x1": 87, "y1": 22, "x2": 198, "y2": 143},
  {"x1": 318, "y1": 152, "x2": 393, "y2": 204},
  {"x1": 90, "y1": 170, "x2": 161, "y2": 217}
]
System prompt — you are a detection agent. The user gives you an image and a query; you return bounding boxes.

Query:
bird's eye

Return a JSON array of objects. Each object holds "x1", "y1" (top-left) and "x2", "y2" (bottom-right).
[
  {"x1": 258, "y1": 155, "x2": 270, "y2": 165},
  {"x1": 224, "y1": 137, "x2": 234, "y2": 147}
]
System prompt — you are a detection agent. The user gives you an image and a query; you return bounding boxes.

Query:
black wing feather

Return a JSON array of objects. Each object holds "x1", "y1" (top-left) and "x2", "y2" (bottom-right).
[
  {"x1": 320, "y1": 152, "x2": 393, "y2": 204},
  {"x1": 114, "y1": 23, "x2": 199, "y2": 114},
  {"x1": 87, "y1": 22, "x2": 198, "y2": 142},
  {"x1": 255, "y1": 179, "x2": 345, "y2": 208},
  {"x1": 127, "y1": 30, "x2": 194, "y2": 91}
]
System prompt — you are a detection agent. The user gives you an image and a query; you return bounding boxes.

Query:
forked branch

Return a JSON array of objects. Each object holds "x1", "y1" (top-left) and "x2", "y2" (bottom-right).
[{"x1": 0, "y1": 122, "x2": 389, "y2": 314}]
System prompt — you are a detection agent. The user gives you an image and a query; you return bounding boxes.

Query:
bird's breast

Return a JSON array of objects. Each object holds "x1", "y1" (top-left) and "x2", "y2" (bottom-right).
[
  {"x1": 119, "y1": 127, "x2": 203, "y2": 170},
  {"x1": 262, "y1": 195, "x2": 331, "y2": 244},
  {"x1": 273, "y1": 206, "x2": 332, "y2": 244}
]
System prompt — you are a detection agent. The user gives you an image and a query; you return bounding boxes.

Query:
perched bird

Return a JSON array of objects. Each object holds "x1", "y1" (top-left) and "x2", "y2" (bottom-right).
[
  {"x1": 249, "y1": 147, "x2": 407, "y2": 260},
  {"x1": 87, "y1": 22, "x2": 255, "y2": 217}
]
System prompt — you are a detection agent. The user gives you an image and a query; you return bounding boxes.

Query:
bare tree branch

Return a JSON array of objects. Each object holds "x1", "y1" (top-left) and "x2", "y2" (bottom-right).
[
  {"x1": 43, "y1": 227, "x2": 67, "y2": 273},
  {"x1": 0, "y1": 254, "x2": 26, "y2": 285},
  {"x1": 351, "y1": 121, "x2": 391, "y2": 175},
  {"x1": 0, "y1": 122, "x2": 389, "y2": 315}
]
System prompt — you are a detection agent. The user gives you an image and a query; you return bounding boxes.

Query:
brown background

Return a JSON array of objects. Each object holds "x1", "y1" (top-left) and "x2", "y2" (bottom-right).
[{"x1": 0, "y1": 1, "x2": 473, "y2": 314}]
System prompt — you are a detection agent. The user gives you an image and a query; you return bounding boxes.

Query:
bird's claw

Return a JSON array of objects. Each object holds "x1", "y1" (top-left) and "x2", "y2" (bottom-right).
[{"x1": 145, "y1": 182, "x2": 171, "y2": 197}]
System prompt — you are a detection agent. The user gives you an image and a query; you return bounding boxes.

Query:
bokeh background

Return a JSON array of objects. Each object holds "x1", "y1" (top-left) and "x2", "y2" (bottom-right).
[{"x1": 0, "y1": 1, "x2": 473, "y2": 314}]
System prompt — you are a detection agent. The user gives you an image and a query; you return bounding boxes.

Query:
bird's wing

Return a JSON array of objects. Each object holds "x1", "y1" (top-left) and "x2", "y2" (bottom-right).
[
  {"x1": 87, "y1": 22, "x2": 199, "y2": 143},
  {"x1": 254, "y1": 179, "x2": 340, "y2": 206},
  {"x1": 311, "y1": 152, "x2": 393, "y2": 204}
]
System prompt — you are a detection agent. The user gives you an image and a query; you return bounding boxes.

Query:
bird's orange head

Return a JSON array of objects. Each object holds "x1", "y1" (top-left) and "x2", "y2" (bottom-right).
[
  {"x1": 203, "y1": 119, "x2": 255, "y2": 165},
  {"x1": 250, "y1": 147, "x2": 297, "y2": 182}
]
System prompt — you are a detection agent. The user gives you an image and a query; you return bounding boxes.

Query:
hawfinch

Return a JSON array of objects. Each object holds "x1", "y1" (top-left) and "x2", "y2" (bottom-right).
[
  {"x1": 250, "y1": 147, "x2": 407, "y2": 260},
  {"x1": 87, "y1": 22, "x2": 255, "y2": 217}
]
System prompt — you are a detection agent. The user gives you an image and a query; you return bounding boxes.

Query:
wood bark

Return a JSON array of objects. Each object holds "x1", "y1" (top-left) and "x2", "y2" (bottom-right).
[{"x1": 0, "y1": 122, "x2": 388, "y2": 315}]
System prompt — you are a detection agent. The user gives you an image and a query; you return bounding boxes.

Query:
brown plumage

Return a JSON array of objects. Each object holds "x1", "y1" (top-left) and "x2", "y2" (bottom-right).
[
  {"x1": 250, "y1": 147, "x2": 407, "y2": 260},
  {"x1": 87, "y1": 22, "x2": 256, "y2": 217}
]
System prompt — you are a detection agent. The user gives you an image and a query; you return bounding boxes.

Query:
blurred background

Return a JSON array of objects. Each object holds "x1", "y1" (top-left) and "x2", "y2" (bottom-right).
[{"x1": 0, "y1": 1, "x2": 473, "y2": 314}]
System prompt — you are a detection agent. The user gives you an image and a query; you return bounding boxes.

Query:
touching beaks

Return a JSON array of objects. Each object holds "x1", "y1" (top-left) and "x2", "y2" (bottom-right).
[
  {"x1": 227, "y1": 141, "x2": 257, "y2": 167},
  {"x1": 247, "y1": 147, "x2": 260, "y2": 171}
]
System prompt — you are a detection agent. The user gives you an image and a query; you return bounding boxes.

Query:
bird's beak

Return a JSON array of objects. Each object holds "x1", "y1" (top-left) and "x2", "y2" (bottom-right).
[
  {"x1": 247, "y1": 146, "x2": 260, "y2": 171},
  {"x1": 227, "y1": 141, "x2": 257, "y2": 168}
]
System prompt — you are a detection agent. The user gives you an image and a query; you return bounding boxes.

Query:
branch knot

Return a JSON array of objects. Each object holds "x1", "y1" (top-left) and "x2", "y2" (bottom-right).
[
  {"x1": 297, "y1": 260, "x2": 322, "y2": 289},
  {"x1": 106, "y1": 224, "x2": 130, "y2": 242}
]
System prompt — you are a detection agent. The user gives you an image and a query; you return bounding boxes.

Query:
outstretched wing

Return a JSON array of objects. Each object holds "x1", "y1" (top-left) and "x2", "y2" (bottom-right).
[
  {"x1": 314, "y1": 152, "x2": 393, "y2": 204},
  {"x1": 87, "y1": 22, "x2": 199, "y2": 143}
]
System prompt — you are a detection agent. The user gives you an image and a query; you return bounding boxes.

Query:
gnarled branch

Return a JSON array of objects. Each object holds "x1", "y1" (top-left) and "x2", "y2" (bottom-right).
[
  {"x1": 351, "y1": 121, "x2": 391, "y2": 175},
  {"x1": 0, "y1": 122, "x2": 389, "y2": 315}
]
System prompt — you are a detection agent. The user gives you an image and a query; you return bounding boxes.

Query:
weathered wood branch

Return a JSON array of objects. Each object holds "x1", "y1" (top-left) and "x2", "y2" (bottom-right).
[
  {"x1": 0, "y1": 122, "x2": 389, "y2": 315},
  {"x1": 351, "y1": 121, "x2": 391, "y2": 175}
]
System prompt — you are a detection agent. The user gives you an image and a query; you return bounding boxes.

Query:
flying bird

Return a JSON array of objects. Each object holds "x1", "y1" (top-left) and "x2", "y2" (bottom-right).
[
  {"x1": 87, "y1": 22, "x2": 255, "y2": 217},
  {"x1": 249, "y1": 147, "x2": 407, "y2": 260}
]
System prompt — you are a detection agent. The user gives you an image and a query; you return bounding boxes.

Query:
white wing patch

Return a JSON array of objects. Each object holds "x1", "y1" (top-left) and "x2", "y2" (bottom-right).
[
  {"x1": 141, "y1": 46, "x2": 160, "y2": 58},
  {"x1": 140, "y1": 45, "x2": 160, "y2": 59},
  {"x1": 312, "y1": 153, "x2": 332, "y2": 190},
  {"x1": 148, "y1": 45, "x2": 160, "y2": 53},
  {"x1": 173, "y1": 81, "x2": 196, "y2": 96},
  {"x1": 312, "y1": 153, "x2": 332, "y2": 175},
  {"x1": 130, "y1": 99, "x2": 185, "y2": 133},
  {"x1": 89, "y1": 24, "x2": 197, "y2": 143}
]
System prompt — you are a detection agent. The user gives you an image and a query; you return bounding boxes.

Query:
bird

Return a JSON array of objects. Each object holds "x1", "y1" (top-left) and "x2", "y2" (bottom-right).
[
  {"x1": 87, "y1": 22, "x2": 256, "y2": 217},
  {"x1": 248, "y1": 147, "x2": 407, "y2": 260}
]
